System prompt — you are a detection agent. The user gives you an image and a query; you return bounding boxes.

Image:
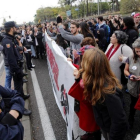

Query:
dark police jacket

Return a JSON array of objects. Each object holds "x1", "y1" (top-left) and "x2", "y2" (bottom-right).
[
  {"x1": 1, "y1": 34, "x2": 21, "y2": 74},
  {"x1": 93, "y1": 88, "x2": 128, "y2": 140},
  {"x1": 0, "y1": 85, "x2": 24, "y2": 140}
]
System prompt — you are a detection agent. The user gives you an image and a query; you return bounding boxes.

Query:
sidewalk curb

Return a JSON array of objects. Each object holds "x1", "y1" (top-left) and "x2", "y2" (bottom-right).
[{"x1": 22, "y1": 74, "x2": 32, "y2": 140}]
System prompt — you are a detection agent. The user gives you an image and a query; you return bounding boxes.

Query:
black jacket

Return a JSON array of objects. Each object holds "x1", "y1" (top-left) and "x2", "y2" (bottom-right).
[
  {"x1": 34, "y1": 31, "x2": 44, "y2": 47},
  {"x1": 123, "y1": 28, "x2": 138, "y2": 48},
  {"x1": 0, "y1": 85, "x2": 24, "y2": 140},
  {"x1": 97, "y1": 28, "x2": 107, "y2": 52},
  {"x1": 93, "y1": 88, "x2": 128, "y2": 140},
  {"x1": 1, "y1": 34, "x2": 21, "y2": 73}
]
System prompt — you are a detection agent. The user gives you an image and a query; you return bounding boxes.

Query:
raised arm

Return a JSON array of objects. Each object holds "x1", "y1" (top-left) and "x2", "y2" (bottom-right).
[{"x1": 58, "y1": 24, "x2": 83, "y2": 44}]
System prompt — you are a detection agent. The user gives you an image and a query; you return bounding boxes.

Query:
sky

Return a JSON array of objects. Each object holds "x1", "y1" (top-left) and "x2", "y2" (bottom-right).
[
  {"x1": 0, "y1": 0, "x2": 59, "y2": 26},
  {"x1": 0, "y1": 0, "x2": 112, "y2": 26}
]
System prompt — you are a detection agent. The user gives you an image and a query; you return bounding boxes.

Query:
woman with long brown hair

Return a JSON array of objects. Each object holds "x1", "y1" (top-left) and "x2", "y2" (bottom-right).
[
  {"x1": 73, "y1": 48, "x2": 128, "y2": 140},
  {"x1": 79, "y1": 22, "x2": 94, "y2": 39}
]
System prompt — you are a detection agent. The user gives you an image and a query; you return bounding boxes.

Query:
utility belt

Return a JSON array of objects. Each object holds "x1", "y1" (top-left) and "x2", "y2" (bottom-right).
[{"x1": 17, "y1": 59, "x2": 24, "y2": 67}]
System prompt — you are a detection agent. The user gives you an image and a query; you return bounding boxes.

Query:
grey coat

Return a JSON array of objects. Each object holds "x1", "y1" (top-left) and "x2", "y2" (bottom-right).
[{"x1": 127, "y1": 56, "x2": 140, "y2": 97}]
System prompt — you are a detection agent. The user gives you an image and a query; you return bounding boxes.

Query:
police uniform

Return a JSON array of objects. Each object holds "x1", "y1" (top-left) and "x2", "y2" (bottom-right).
[
  {"x1": 1, "y1": 21, "x2": 31, "y2": 116},
  {"x1": 1, "y1": 21, "x2": 24, "y2": 97},
  {"x1": 0, "y1": 85, "x2": 24, "y2": 140}
]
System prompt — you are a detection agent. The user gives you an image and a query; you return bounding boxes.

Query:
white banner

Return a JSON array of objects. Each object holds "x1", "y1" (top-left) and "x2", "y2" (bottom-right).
[{"x1": 45, "y1": 33, "x2": 86, "y2": 140}]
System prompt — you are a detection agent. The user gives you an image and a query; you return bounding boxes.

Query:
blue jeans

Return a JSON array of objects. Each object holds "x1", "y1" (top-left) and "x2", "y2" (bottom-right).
[
  {"x1": 5, "y1": 66, "x2": 12, "y2": 89},
  {"x1": 31, "y1": 45, "x2": 36, "y2": 57}
]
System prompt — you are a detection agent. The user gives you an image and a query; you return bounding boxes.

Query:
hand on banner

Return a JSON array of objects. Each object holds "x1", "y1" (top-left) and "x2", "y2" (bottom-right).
[
  {"x1": 67, "y1": 58, "x2": 73, "y2": 62},
  {"x1": 73, "y1": 49, "x2": 79, "y2": 59},
  {"x1": 73, "y1": 69, "x2": 80, "y2": 79}
]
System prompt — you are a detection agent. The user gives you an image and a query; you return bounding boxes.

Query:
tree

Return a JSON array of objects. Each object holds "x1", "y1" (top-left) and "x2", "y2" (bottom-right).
[
  {"x1": 115, "y1": 0, "x2": 119, "y2": 11},
  {"x1": 86, "y1": 0, "x2": 89, "y2": 16},
  {"x1": 58, "y1": 0, "x2": 65, "y2": 7},
  {"x1": 34, "y1": 1, "x2": 110, "y2": 23},
  {"x1": 2, "y1": 18, "x2": 6, "y2": 25},
  {"x1": 58, "y1": 0, "x2": 76, "y2": 5},
  {"x1": 120, "y1": 0, "x2": 140, "y2": 13},
  {"x1": 111, "y1": 0, "x2": 119, "y2": 11}
]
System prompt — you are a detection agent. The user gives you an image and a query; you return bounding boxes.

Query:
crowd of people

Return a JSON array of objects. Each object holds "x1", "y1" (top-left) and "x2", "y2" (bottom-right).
[
  {"x1": 0, "y1": 12, "x2": 140, "y2": 140},
  {"x1": 45, "y1": 13, "x2": 140, "y2": 140}
]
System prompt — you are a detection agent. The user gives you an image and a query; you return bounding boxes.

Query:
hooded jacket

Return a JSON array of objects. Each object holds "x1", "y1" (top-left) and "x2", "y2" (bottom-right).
[{"x1": 97, "y1": 28, "x2": 107, "y2": 52}]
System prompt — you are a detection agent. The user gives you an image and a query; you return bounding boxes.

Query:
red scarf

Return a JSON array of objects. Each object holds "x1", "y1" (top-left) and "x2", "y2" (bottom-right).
[{"x1": 106, "y1": 44, "x2": 120, "y2": 60}]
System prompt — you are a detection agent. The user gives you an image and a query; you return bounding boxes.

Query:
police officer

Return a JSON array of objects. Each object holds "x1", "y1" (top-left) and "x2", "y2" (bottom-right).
[
  {"x1": 1, "y1": 21, "x2": 31, "y2": 115},
  {"x1": 0, "y1": 85, "x2": 24, "y2": 140}
]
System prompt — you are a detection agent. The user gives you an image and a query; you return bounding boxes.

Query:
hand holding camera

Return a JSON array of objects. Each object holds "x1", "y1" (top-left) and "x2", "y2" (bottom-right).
[
  {"x1": 57, "y1": 15, "x2": 62, "y2": 24},
  {"x1": 15, "y1": 35, "x2": 21, "y2": 41}
]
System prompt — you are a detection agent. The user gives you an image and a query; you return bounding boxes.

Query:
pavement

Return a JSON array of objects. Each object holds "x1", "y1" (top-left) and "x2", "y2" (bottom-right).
[{"x1": 0, "y1": 68, "x2": 32, "y2": 140}]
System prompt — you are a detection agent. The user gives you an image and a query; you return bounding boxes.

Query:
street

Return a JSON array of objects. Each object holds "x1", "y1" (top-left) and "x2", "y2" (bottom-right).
[
  {"x1": 0, "y1": 54, "x2": 139, "y2": 140},
  {"x1": 28, "y1": 57, "x2": 67, "y2": 140}
]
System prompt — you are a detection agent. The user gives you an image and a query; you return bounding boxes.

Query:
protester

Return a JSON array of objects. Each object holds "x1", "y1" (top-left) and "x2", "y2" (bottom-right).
[
  {"x1": 57, "y1": 16, "x2": 83, "y2": 64},
  {"x1": 122, "y1": 17, "x2": 138, "y2": 48},
  {"x1": 57, "y1": 17, "x2": 83, "y2": 51},
  {"x1": 87, "y1": 21, "x2": 94, "y2": 35},
  {"x1": 108, "y1": 16, "x2": 120, "y2": 34},
  {"x1": 134, "y1": 13, "x2": 140, "y2": 29},
  {"x1": 56, "y1": 34, "x2": 69, "y2": 56},
  {"x1": 81, "y1": 37, "x2": 96, "y2": 47},
  {"x1": 25, "y1": 29, "x2": 35, "y2": 70},
  {"x1": 97, "y1": 28, "x2": 107, "y2": 52},
  {"x1": 90, "y1": 19, "x2": 98, "y2": 37},
  {"x1": 124, "y1": 38, "x2": 140, "y2": 129},
  {"x1": 67, "y1": 37, "x2": 96, "y2": 67},
  {"x1": 63, "y1": 22, "x2": 70, "y2": 32},
  {"x1": 26, "y1": 30, "x2": 36, "y2": 58},
  {"x1": 105, "y1": 31, "x2": 133, "y2": 83},
  {"x1": 79, "y1": 22, "x2": 94, "y2": 38},
  {"x1": 95, "y1": 16, "x2": 109, "y2": 41},
  {"x1": 68, "y1": 46, "x2": 101, "y2": 140},
  {"x1": 76, "y1": 48, "x2": 128, "y2": 140},
  {"x1": 34, "y1": 27, "x2": 44, "y2": 59}
]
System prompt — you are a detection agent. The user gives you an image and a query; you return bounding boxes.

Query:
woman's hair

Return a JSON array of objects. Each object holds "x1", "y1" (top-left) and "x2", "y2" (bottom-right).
[
  {"x1": 79, "y1": 48, "x2": 122, "y2": 105},
  {"x1": 56, "y1": 34, "x2": 68, "y2": 50},
  {"x1": 123, "y1": 17, "x2": 138, "y2": 32},
  {"x1": 81, "y1": 37, "x2": 96, "y2": 47},
  {"x1": 63, "y1": 22, "x2": 69, "y2": 31},
  {"x1": 132, "y1": 38, "x2": 140, "y2": 62},
  {"x1": 114, "y1": 30, "x2": 128, "y2": 44},
  {"x1": 79, "y1": 22, "x2": 94, "y2": 38},
  {"x1": 114, "y1": 18, "x2": 121, "y2": 27}
]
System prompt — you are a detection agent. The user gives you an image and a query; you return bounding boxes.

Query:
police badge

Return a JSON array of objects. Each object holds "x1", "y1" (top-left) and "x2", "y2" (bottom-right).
[{"x1": 6, "y1": 44, "x2": 10, "y2": 48}]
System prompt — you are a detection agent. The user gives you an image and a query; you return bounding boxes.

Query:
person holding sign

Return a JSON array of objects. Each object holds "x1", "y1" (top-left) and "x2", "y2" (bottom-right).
[{"x1": 72, "y1": 48, "x2": 128, "y2": 140}]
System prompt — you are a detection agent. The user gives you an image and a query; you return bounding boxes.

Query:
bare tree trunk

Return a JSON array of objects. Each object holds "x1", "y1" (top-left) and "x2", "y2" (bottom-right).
[
  {"x1": 115, "y1": 0, "x2": 119, "y2": 11},
  {"x1": 86, "y1": 0, "x2": 89, "y2": 16}
]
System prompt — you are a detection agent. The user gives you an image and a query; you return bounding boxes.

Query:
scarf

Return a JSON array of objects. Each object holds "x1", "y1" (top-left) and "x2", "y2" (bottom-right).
[{"x1": 106, "y1": 44, "x2": 120, "y2": 60}]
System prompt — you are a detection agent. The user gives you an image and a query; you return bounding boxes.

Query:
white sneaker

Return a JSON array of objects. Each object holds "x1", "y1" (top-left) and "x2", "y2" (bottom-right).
[
  {"x1": 135, "y1": 134, "x2": 140, "y2": 140},
  {"x1": 31, "y1": 65, "x2": 35, "y2": 68}
]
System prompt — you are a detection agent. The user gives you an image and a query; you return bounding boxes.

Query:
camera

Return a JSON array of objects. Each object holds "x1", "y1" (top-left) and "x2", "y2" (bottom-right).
[{"x1": 15, "y1": 35, "x2": 21, "y2": 40}]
